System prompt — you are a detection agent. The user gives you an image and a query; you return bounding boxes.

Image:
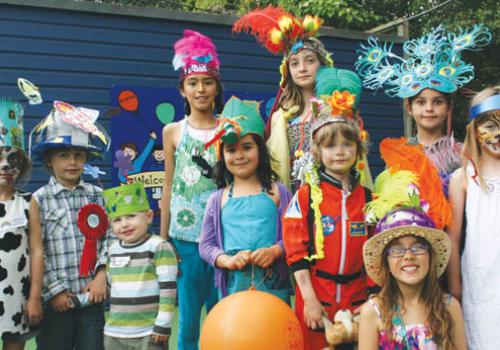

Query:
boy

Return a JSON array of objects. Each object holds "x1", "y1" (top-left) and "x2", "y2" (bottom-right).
[
  {"x1": 103, "y1": 182, "x2": 177, "y2": 350},
  {"x1": 30, "y1": 101, "x2": 112, "y2": 350},
  {"x1": 282, "y1": 68, "x2": 373, "y2": 350}
]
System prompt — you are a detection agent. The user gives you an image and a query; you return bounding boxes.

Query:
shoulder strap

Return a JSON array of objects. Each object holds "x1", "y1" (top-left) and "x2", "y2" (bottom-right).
[{"x1": 368, "y1": 298, "x2": 382, "y2": 320}]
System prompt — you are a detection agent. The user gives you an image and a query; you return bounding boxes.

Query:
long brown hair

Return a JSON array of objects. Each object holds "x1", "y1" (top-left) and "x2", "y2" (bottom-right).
[
  {"x1": 377, "y1": 236, "x2": 454, "y2": 349},
  {"x1": 462, "y1": 85, "x2": 500, "y2": 191}
]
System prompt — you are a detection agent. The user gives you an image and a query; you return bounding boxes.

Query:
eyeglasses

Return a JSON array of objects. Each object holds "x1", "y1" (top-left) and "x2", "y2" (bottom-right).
[{"x1": 387, "y1": 243, "x2": 429, "y2": 258}]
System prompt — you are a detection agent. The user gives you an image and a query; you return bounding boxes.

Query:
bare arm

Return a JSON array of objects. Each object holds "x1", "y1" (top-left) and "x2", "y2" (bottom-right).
[
  {"x1": 448, "y1": 296, "x2": 467, "y2": 350},
  {"x1": 358, "y1": 300, "x2": 380, "y2": 350},
  {"x1": 160, "y1": 123, "x2": 179, "y2": 239},
  {"x1": 26, "y1": 199, "x2": 44, "y2": 325},
  {"x1": 294, "y1": 269, "x2": 325, "y2": 330},
  {"x1": 446, "y1": 168, "x2": 466, "y2": 302}
]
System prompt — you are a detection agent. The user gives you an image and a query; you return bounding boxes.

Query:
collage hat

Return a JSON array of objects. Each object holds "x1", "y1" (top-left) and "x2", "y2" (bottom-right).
[
  {"x1": 355, "y1": 24, "x2": 492, "y2": 98},
  {"x1": 29, "y1": 100, "x2": 111, "y2": 160},
  {"x1": 0, "y1": 98, "x2": 25, "y2": 150},
  {"x1": 362, "y1": 138, "x2": 452, "y2": 285},
  {"x1": 233, "y1": 6, "x2": 333, "y2": 87},
  {"x1": 172, "y1": 30, "x2": 221, "y2": 80},
  {"x1": 103, "y1": 182, "x2": 151, "y2": 220}
]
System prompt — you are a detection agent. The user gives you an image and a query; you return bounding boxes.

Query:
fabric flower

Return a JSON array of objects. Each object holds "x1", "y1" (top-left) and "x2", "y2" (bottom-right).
[{"x1": 327, "y1": 91, "x2": 355, "y2": 118}]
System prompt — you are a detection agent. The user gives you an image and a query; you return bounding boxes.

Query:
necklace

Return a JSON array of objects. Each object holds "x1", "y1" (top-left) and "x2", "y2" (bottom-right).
[{"x1": 186, "y1": 117, "x2": 218, "y2": 130}]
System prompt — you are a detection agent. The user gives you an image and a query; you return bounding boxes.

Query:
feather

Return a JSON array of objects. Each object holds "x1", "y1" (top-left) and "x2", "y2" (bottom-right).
[
  {"x1": 232, "y1": 6, "x2": 297, "y2": 54},
  {"x1": 365, "y1": 169, "x2": 419, "y2": 224},
  {"x1": 172, "y1": 30, "x2": 220, "y2": 71},
  {"x1": 380, "y1": 137, "x2": 451, "y2": 229}
]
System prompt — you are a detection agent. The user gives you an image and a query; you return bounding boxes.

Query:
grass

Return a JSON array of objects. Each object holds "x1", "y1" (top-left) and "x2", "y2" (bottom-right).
[{"x1": 3, "y1": 306, "x2": 199, "y2": 350}]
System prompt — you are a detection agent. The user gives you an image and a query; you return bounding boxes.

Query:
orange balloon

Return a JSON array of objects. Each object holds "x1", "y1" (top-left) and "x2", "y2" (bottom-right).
[{"x1": 200, "y1": 290, "x2": 303, "y2": 350}]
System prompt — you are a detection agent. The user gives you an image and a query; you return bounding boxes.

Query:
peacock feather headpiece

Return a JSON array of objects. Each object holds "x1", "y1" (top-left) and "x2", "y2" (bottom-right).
[{"x1": 355, "y1": 24, "x2": 492, "y2": 98}]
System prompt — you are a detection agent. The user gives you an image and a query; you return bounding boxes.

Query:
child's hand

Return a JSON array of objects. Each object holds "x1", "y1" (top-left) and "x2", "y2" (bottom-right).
[
  {"x1": 26, "y1": 297, "x2": 43, "y2": 326},
  {"x1": 225, "y1": 250, "x2": 252, "y2": 270},
  {"x1": 50, "y1": 291, "x2": 74, "y2": 312},
  {"x1": 250, "y1": 245, "x2": 282, "y2": 268},
  {"x1": 84, "y1": 269, "x2": 107, "y2": 304},
  {"x1": 303, "y1": 296, "x2": 326, "y2": 330},
  {"x1": 151, "y1": 333, "x2": 169, "y2": 344}
]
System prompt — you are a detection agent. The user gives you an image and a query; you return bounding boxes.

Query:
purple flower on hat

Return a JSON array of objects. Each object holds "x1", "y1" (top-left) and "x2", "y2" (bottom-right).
[{"x1": 375, "y1": 208, "x2": 436, "y2": 235}]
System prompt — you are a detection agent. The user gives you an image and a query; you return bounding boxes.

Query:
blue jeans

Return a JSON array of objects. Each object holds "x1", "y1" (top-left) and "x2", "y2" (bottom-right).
[
  {"x1": 36, "y1": 303, "x2": 105, "y2": 350},
  {"x1": 172, "y1": 239, "x2": 218, "y2": 350}
]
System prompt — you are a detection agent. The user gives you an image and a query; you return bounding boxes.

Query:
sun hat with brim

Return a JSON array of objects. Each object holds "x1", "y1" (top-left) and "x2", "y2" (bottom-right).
[{"x1": 363, "y1": 208, "x2": 451, "y2": 286}]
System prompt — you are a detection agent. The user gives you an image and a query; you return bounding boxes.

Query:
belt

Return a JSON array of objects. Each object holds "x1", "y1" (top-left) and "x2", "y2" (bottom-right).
[{"x1": 315, "y1": 269, "x2": 361, "y2": 284}]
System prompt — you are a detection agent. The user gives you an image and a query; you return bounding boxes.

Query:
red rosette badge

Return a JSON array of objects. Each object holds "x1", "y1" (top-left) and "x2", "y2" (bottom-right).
[{"x1": 77, "y1": 203, "x2": 109, "y2": 277}]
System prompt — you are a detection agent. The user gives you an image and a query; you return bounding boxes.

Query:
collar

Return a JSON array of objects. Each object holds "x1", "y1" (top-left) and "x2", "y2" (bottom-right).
[
  {"x1": 49, "y1": 176, "x2": 86, "y2": 195},
  {"x1": 318, "y1": 168, "x2": 360, "y2": 192}
]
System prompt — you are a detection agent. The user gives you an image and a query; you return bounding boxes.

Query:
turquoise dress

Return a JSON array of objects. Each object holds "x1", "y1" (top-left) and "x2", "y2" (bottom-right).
[{"x1": 221, "y1": 185, "x2": 290, "y2": 303}]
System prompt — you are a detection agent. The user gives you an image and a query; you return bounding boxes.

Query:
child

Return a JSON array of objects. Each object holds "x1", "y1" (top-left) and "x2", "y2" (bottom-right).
[
  {"x1": 199, "y1": 96, "x2": 291, "y2": 302},
  {"x1": 0, "y1": 98, "x2": 43, "y2": 349},
  {"x1": 282, "y1": 69, "x2": 372, "y2": 350},
  {"x1": 358, "y1": 164, "x2": 466, "y2": 350},
  {"x1": 159, "y1": 30, "x2": 223, "y2": 350},
  {"x1": 356, "y1": 24, "x2": 492, "y2": 195},
  {"x1": 233, "y1": 7, "x2": 333, "y2": 189},
  {"x1": 118, "y1": 131, "x2": 157, "y2": 183},
  {"x1": 30, "y1": 101, "x2": 112, "y2": 350},
  {"x1": 103, "y1": 182, "x2": 177, "y2": 350},
  {"x1": 447, "y1": 86, "x2": 500, "y2": 349}
]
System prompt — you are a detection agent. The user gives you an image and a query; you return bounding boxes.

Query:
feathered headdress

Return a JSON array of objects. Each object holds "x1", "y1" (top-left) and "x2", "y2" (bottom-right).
[
  {"x1": 355, "y1": 24, "x2": 492, "y2": 98},
  {"x1": 172, "y1": 30, "x2": 220, "y2": 80},
  {"x1": 233, "y1": 6, "x2": 333, "y2": 87},
  {"x1": 377, "y1": 137, "x2": 451, "y2": 229}
]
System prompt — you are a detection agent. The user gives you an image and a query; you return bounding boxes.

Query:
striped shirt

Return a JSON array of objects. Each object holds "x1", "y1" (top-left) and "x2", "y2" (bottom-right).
[
  {"x1": 105, "y1": 235, "x2": 178, "y2": 338},
  {"x1": 34, "y1": 176, "x2": 112, "y2": 301}
]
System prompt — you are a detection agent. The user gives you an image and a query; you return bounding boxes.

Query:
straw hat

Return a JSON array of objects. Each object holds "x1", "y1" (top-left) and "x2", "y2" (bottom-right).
[{"x1": 363, "y1": 208, "x2": 451, "y2": 286}]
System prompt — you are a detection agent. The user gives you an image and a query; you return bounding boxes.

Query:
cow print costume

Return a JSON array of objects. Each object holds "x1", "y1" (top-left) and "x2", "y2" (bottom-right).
[{"x1": 0, "y1": 191, "x2": 32, "y2": 339}]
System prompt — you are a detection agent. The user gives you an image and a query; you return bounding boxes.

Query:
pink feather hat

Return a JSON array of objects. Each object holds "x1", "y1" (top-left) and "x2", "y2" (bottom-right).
[{"x1": 172, "y1": 30, "x2": 221, "y2": 80}]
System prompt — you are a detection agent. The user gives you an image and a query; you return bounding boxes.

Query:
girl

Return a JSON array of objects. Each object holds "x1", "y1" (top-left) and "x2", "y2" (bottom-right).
[
  {"x1": 233, "y1": 7, "x2": 333, "y2": 189},
  {"x1": 447, "y1": 86, "x2": 500, "y2": 349},
  {"x1": 160, "y1": 30, "x2": 223, "y2": 350},
  {"x1": 0, "y1": 98, "x2": 43, "y2": 350},
  {"x1": 356, "y1": 24, "x2": 492, "y2": 196},
  {"x1": 199, "y1": 96, "x2": 291, "y2": 302},
  {"x1": 359, "y1": 164, "x2": 466, "y2": 350},
  {"x1": 282, "y1": 79, "x2": 372, "y2": 350}
]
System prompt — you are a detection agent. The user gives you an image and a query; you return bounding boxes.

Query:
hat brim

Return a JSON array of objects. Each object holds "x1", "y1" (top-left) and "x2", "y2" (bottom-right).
[{"x1": 363, "y1": 225, "x2": 451, "y2": 286}]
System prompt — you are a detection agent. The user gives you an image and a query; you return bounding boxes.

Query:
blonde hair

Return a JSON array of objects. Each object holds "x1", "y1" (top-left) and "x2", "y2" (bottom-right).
[
  {"x1": 463, "y1": 85, "x2": 500, "y2": 191},
  {"x1": 311, "y1": 120, "x2": 366, "y2": 166},
  {"x1": 378, "y1": 236, "x2": 454, "y2": 349}
]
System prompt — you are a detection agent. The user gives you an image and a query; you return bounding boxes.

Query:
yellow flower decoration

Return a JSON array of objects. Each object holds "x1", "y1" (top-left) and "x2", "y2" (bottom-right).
[
  {"x1": 278, "y1": 16, "x2": 293, "y2": 32},
  {"x1": 302, "y1": 15, "x2": 322, "y2": 35},
  {"x1": 269, "y1": 28, "x2": 283, "y2": 45},
  {"x1": 327, "y1": 91, "x2": 355, "y2": 118}
]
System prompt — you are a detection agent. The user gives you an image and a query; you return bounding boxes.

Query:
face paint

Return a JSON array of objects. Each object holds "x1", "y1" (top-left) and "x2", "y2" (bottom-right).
[
  {"x1": 0, "y1": 147, "x2": 23, "y2": 185},
  {"x1": 477, "y1": 113, "x2": 500, "y2": 157}
]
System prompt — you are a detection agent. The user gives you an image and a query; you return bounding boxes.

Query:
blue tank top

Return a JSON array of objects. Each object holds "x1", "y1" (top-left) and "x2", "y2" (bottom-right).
[{"x1": 221, "y1": 185, "x2": 289, "y2": 303}]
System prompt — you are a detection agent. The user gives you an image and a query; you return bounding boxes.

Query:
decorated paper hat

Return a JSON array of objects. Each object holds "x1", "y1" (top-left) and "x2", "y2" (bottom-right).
[
  {"x1": 311, "y1": 67, "x2": 364, "y2": 135},
  {"x1": 103, "y1": 182, "x2": 150, "y2": 220},
  {"x1": 29, "y1": 100, "x2": 111, "y2": 160},
  {"x1": 355, "y1": 24, "x2": 492, "y2": 98},
  {"x1": 201, "y1": 96, "x2": 265, "y2": 159},
  {"x1": 172, "y1": 30, "x2": 220, "y2": 80},
  {"x1": 0, "y1": 98, "x2": 25, "y2": 150},
  {"x1": 233, "y1": 6, "x2": 333, "y2": 86}
]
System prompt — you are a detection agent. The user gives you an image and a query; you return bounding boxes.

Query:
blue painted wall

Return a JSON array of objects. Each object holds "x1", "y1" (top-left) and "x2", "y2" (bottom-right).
[{"x1": 0, "y1": 0, "x2": 404, "y2": 194}]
